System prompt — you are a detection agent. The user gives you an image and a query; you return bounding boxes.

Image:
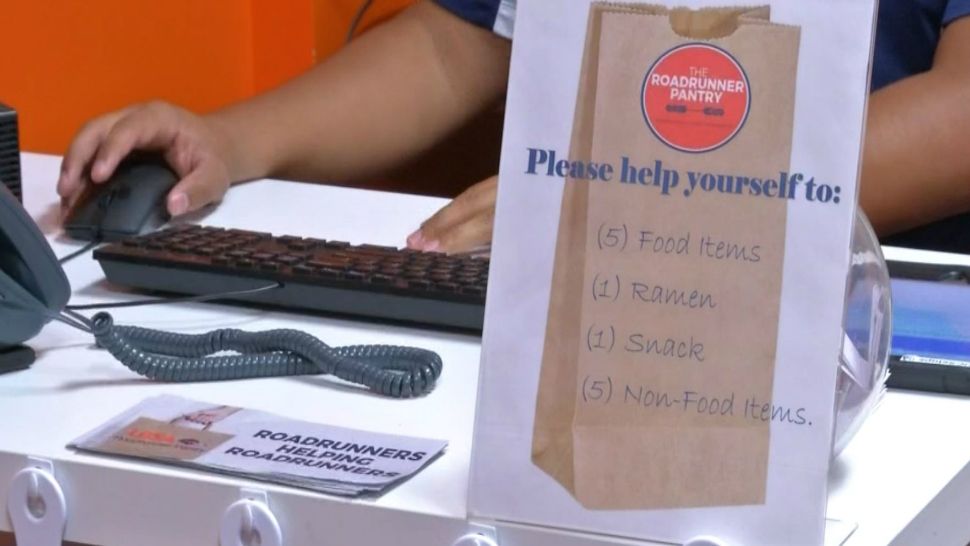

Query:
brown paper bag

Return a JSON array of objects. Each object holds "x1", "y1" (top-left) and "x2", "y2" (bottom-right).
[{"x1": 533, "y1": 3, "x2": 800, "y2": 510}]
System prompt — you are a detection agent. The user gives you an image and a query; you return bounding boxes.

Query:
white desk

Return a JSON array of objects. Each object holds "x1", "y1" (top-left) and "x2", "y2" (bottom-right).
[{"x1": 0, "y1": 153, "x2": 968, "y2": 546}]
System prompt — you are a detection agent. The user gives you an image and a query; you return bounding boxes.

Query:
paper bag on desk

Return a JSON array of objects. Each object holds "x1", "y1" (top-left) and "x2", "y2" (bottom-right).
[{"x1": 532, "y1": 3, "x2": 800, "y2": 510}]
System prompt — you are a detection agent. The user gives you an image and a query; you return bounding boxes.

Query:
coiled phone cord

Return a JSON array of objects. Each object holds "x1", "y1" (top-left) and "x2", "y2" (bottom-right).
[{"x1": 59, "y1": 311, "x2": 443, "y2": 398}]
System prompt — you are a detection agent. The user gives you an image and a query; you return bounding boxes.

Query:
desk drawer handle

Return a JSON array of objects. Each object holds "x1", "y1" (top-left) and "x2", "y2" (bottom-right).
[
  {"x1": 453, "y1": 523, "x2": 499, "y2": 546},
  {"x1": 221, "y1": 489, "x2": 283, "y2": 546},
  {"x1": 7, "y1": 457, "x2": 67, "y2": 546}
]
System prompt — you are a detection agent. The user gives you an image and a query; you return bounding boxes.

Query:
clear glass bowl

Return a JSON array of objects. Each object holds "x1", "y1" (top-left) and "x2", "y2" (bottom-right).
[{"x1": 833, "y1": 208, "x2": 892, "y2": 456}]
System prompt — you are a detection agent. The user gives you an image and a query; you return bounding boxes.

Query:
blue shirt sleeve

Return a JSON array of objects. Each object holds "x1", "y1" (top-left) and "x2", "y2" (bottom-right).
[
  {"x1": 944, "y1": 0, "x2": 970, "y2": 24},
  {"x1": 435, "y1": 0, "x2": 502, "y2": 31},
  {"x1": 435, "y1": 0, "x2": 515, "y2": 38}
]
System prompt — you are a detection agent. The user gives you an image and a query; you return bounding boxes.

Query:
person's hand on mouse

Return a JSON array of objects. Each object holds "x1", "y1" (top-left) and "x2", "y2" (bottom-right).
[
  {"x1": 57, "y1": 101, "x2": 233, "y2": 219},
  {"x1": 407, "y1": 175, "x2": 497, "y2": 254}
]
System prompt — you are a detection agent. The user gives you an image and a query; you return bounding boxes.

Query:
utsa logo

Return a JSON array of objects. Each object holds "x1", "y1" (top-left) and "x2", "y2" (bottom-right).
[{"x1": 124, "y1": 427, "x2": 175, "y2": 445}]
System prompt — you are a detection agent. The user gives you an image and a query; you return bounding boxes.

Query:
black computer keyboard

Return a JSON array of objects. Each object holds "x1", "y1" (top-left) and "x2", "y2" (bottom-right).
[{"x1": 93, "y1": 225, "x2": 488, "y2": 331}]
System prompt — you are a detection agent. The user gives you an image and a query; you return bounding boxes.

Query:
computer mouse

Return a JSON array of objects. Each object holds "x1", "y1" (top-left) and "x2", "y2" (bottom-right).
[{"x1": 64, "y1": 154, "x2": 178, "y2": 242}]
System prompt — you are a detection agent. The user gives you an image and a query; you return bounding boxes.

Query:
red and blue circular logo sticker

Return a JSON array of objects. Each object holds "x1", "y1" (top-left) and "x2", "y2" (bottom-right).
[{"x1": 641, "y1": 43, "x2": 751, "y2": 153}]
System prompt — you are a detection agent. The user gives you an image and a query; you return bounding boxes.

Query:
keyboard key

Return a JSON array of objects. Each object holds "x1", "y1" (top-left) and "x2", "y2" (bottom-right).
[
  {"x1": 319, "y1": 268, "x2": 345, "y2": 279},
  {"x1": 309, "y1": 258, "x2": 350, "y2": 270},
  {"x1": 356, "y1": 244, "x2": 399, "y2": 255},
  {"x1": 288, "y1": 240, "x2": 315, "y2": 251},
  {"x1": 461, "y1": 286, "x2": 485, "y2": 297},
  {"x1": 371, "y1": 274, "x2": 394, "y2": 285}
]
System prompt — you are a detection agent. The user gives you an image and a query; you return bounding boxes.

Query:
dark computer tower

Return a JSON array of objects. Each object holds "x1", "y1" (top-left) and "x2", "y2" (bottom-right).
[{"x1": 0, "y1": 102, "x2": 23, "y2": 202}]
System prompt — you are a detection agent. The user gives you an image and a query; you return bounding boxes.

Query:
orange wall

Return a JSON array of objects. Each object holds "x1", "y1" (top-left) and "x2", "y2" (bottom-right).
[
  {"x1": 1, "y1": 0, "x2": 414, "y2": 154},
  {"x1": 314, "y1": 0, "x2": 417, "y2": 60},
  {"x1": 252, "y1": 1, "x2": 317, "y2": 95}
]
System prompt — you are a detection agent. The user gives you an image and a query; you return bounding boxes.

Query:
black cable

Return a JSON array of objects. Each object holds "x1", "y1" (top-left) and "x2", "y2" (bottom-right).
[
  {"x1": 62, "y1": 308, "x2": 95, "y2": 330},
  {"x1": 57, "y1": 240, "x2": 100, "y2": 264},
  {"x1": 44, "y1": 252, "x2": 442, "y2": 397},
  {"x1": 53, "y1": 312, "x2": 92, "y2": 334},
  {"x1": 90, "y1": 313, "x2": 442, "y2": 398},
  {"x1": 66, "y1": 282, "x2": 283, "y2": 311},
  {"x1": 46, "y1": 288, "x2": 443, "y2": 398},
  {"x1": 346, "y1": 0, "x2": 375, "y2": 44}
]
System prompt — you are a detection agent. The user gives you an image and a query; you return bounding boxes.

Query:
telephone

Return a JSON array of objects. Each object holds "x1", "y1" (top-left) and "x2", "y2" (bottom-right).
[{"x1": 0, "y1": 184, "x2": 442, "y2": 397}]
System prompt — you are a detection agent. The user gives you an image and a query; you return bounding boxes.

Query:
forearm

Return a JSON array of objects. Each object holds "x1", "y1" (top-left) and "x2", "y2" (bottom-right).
[
  {"x1": 207, "y1": 1, "x2": 511, "y2": 184},
  {"x1": 860, "y1": 18, "x2": 970, "y2": 235},
  {"x1": 861, "y1": 72, "x2": 970, "y2": 234}
]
